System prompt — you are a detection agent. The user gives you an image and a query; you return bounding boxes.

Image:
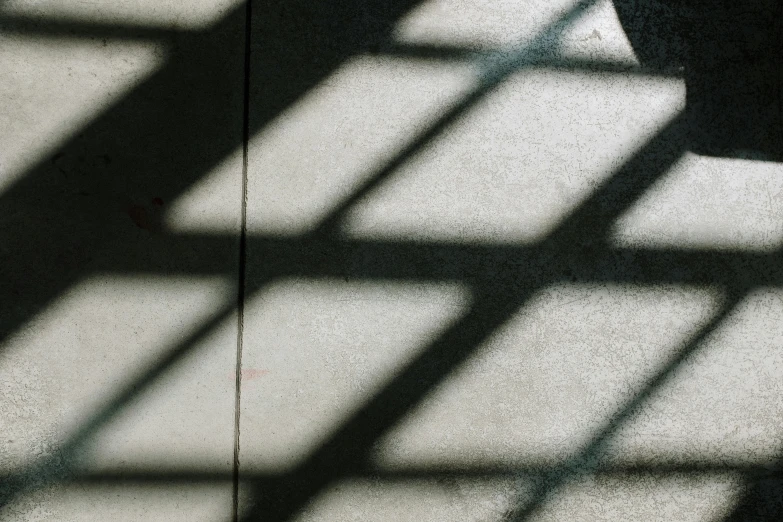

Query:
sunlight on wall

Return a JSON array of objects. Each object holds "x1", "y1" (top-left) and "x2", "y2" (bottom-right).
[
  {"x1": 266, "y1": 283, "x2": 749, "y2": 522},
  {"x1": 0, "y1": 33, "x2": 165, "y2": 196},
  {"x1": 553, "y1": 0, "x2": 639, "y2": 65},
  {"x1": 246, "y1": 54, "x2": 478, "y2": 235},
  {"x1": 0, "y1": 275, "x2": 236, "y2": 476},
  {"x1": 603, "y1": 287, "x2": 783, "y2": 465},
  {"x1": 244, "y1": 0, "x2": 683, "y2": 243},
  {"x1": 239, "y1": 279, "x2": 471, "y2": 473},
  {"x1": 611, "y1": 153, "x2": 783, "y2": 252},
  {"x1": 163, "y1": 145, "x2": 243, "y2": 234},
  {"x1": 369, "y1": 283, "x2": 722, "y2": 468},
  {"x1": 2, "y1": 1, "x2": 780, "y2": 520},
  {"x1": 394, "y1": 0, "x2": 639, "y2": 66},
  {"x1": 341, "y1": 70, "x2": 682, "y2": 244}
]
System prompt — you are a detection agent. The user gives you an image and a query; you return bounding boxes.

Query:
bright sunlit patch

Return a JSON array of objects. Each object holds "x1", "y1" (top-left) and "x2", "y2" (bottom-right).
[
  {"x1": 0, "y1": 35, "x2": 165, "y2": 196},
  {"x1": 0, "y1": 0, "x2": 242, "y2": 30},
  {"x1": 245, "y1": 54, "x2": 478, "y2": 236},
  {"x1": 238, "y1": 278, "x2": 471, "y2": 473},
  {"x1": 611, "y1": 152, "x2": 783, "y2": 252},
  {"x1": 369, "y1": 283, "x2": 721, "y2": 469},
  {"x1": 391, "y1": 0, "x2": 578, "y2": 50},
  {"x1": 341, "y1": 69, "x2": 682, "y2": 244},
  {"x1": 163, "y1": 145, "x2": 243, "y2": 234},
  {"x1": 603, "y1": 287, "x2": 783, "y2": 466},
  {"x1": 0, "y1": 275, "x2": 236, "y2": 472},
  {"x1": 555, "y1": 0, "x2": 639, "y2": 65}
]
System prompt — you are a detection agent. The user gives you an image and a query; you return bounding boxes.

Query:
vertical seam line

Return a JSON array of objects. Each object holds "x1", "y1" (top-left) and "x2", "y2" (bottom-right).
[{"x1": 233, "y1": 0, "x2": 252, "y2": 520}]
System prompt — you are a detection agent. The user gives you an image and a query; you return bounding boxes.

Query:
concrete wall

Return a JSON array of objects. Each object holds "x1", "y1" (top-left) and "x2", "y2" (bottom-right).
[{"x1": 2, "y1": 1, "x2": 782, "y2": 520}]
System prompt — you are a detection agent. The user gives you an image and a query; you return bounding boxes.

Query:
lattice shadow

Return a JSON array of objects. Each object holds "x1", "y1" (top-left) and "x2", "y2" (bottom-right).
[{"x1": 1, "y1": 0, "x2": 782, "y2": 520}]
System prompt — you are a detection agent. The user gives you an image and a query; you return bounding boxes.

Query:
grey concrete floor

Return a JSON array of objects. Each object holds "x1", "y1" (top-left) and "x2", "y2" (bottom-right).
[{"x1": 1, "y1": 0, "x2": 783, "y2": 521}]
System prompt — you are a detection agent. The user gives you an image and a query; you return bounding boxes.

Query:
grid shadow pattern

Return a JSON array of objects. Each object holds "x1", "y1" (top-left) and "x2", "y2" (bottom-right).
[{"x1": 1, "y1": 0, "x2": 782, "y2": 520}]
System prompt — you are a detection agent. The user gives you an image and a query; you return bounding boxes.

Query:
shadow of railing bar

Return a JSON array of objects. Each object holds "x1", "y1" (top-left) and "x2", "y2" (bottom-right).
[
  {"x1": 378, "y1": 42, "x2": 684, "y2": 77},
  {"x1": 0, "y1": 0, "x2": 426, "y2": 345},
  {"x1": 505, "y1": 286, "x2": 747, "y2": 521},
  {"x1": 311, "y1": 0, "x2": 599, "y2": 237},
  {"x1": 42, "y1": 460, "x2": 783, "y2": 487},
  {"x1": 238, "y1": 283, "x2": 538, "y2": 522},
  {"x1": 0, "y1": 292, "x2": 241, "y2": 505},
  {"x1": 98, "y1": 231, "x2": 783, "y2": 289},
  {"x1": 0, "y1": 13, "x2": 194, "y2": 41},
  {"x1": 1, "y1": 0, "x2": 779, "y2": 519},
  {"x1": 0, "y1": 1, "x2": 595, "y2": 512},
  {"x1": 236, "y1": 99, "x2": 694, "y2": 522},
  {"x1": 0, "y1": 106, "x2": 743, "y2": 518}
]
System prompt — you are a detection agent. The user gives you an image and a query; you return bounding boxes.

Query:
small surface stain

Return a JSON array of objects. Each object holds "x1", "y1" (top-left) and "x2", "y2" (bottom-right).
[
  {"x1": 582, "y1": 29, "x2": 602, "y2": 41},
  {"x1": 125, "y1": 204, "x2": 149, "y2": 230},
  {"x1": 51, "y1": 152, "x2": 67, "y2": 174},
  {"x1": 123, "y1": 196, "x2": 164, "y2": 233}
]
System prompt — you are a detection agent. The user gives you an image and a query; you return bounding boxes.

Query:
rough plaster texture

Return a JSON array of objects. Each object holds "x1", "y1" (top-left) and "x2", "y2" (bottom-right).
[
  {"x1": 2, "y1": 0, "x2": 783, "y2": 520},
  {"x1": 1, "y1": 0, "x2": 244, "y2": 519},
  {"x1": 241, "y1": 0, "x2": 783, "y2": 520}
]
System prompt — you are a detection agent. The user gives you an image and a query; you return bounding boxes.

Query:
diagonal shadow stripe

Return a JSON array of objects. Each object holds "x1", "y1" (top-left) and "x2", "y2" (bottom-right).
[
  {"x1": 1, "y1": 0, "x2": 428, "y2": 511},
  {"x1": 3, "y1": 0, "x2": 780, "y2": 520},
  {"x1": 93, "y1": 231, "x2": 783, "y2": 289},
  {"x1": 46, "y1": 459, "x2": 783, "y2": 487},
  {"x1": 234, "y1": 111, "x2": 691, "y2": 522},
  {"x1": 378, "y1": 41, "x2": 684, "y2": 78},
  {"x1": 0, "y1": 13, "x2": 193, "y2": 41},
  {"x1": 504, "y1": 286, "x2": 748, "y2": 520},
  {"x1": 311, "y1": 0, "x2": 599, "y2": 237},
  {"x1": 1, "y1": 6, "x2": 609, "y2": 503},
  {"x1": 0, "y1": 0, "x2": 425, "y2": 346},
  {"x1": 0, "y1": 4, "x2": 748, "y2": 516}
]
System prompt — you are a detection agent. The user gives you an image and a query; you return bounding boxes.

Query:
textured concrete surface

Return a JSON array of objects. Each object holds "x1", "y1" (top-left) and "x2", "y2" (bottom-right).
[
  {"x1": 2, "y1": 0, "x2": 783, "y2": 521},
  {"x1": 240, "y1": 1, "x2": 783, "y2": 521},
  {"x1": 0, "y1": 0, "x2": 245, "y2": 520}
]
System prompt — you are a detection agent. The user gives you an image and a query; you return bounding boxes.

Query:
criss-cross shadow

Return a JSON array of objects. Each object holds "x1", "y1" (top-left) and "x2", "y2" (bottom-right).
[{"x1": 1, "y1": 0, "x2": 782, "y2": 520}]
